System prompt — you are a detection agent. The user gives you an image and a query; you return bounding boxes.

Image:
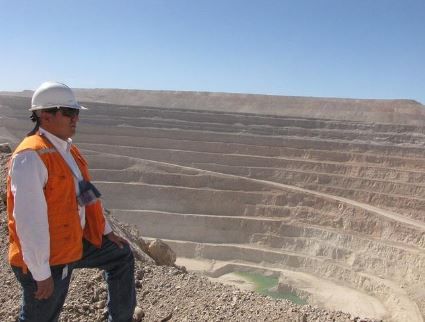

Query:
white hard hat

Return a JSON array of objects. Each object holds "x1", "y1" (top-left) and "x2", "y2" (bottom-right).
[{"x1": 29, "y1": 81, "x2": 87, "y2": 111}]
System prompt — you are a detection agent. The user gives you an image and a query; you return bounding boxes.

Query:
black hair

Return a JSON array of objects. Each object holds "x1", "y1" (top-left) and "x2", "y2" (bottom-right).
[{"x1": 26, "y1": 112, "x2": 41, "y2": 136}]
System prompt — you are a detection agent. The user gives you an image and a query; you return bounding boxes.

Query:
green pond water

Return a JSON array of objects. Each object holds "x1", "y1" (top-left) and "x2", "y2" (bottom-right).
[{"x1": 235, "y1": 271, "x2": 307, "y2": 305}]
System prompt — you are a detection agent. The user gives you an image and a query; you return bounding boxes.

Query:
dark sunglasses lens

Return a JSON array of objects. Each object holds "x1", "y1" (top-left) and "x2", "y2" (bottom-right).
[{"x1": 60, "y1": 108, "x2": 79, "y2": 117}]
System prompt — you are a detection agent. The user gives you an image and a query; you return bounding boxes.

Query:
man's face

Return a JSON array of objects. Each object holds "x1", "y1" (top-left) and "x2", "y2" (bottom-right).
[{"x1": 40, "y1": 108, "x2": 80, "y2": 140}]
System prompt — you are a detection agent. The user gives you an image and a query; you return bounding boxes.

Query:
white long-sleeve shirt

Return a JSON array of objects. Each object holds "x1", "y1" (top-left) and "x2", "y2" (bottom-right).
[{"x1": 9, "y1": 127, "x2": 112, "y2": 281}]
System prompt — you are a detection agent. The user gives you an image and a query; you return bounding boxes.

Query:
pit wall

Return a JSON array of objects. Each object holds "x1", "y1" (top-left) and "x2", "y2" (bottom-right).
[
  {"x1": 165, "y1": 240, "x2": 423, "y2": 322},
  {"x1": 98, "y1": 181, "x2": 425, "y2": 249}
]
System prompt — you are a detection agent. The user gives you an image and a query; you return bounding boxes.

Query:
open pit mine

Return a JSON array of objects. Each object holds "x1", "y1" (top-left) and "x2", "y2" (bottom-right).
[{"x1": 1, "y1": 90, "x2": 425, "y2": 322}]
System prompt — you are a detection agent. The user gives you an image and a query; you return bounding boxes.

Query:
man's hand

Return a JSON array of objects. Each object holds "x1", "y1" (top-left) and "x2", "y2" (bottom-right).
[
  {"x1": 34, "y1": 276, "x2": 54, "y2": 300},
  {"x1": 106, "y1": 231, "x2": 129, "y2": 249}
]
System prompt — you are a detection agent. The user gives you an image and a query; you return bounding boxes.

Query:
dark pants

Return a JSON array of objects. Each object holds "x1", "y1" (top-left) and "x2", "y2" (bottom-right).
[{"x1": 12, "y1": 237, "x2": 136, "y2": 322}]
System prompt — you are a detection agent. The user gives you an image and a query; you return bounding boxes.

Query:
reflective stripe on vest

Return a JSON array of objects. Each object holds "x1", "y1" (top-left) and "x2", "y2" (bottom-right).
[{"x1": 36, "y1": 147, "x2": 57, "y2": 155}]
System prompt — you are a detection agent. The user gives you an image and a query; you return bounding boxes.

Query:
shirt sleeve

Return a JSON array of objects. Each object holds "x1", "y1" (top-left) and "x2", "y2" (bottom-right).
[
  {"x1": 10, "y1": 150, "x2": 51, "y2": 281},
  {"x1": 97, "y1": 199, "x2": 113, "y2": 235},
  {"x1": 104, "y1": 218, "x2": 113, "y2": 235}
]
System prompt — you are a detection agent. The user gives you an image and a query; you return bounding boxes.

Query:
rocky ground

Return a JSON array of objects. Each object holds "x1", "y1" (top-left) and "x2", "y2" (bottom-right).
[{"x1": 0, "y1": 149, "x2": 379, "y2": 322}]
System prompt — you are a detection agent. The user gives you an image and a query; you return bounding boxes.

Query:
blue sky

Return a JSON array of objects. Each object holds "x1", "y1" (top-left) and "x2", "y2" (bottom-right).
[{"x1": 1, "y1": 0, "x2": 424, "y2": 103}]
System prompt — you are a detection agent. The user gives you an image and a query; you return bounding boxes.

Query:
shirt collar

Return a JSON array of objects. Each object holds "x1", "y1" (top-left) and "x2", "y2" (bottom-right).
[{"x1": 39, "y1": 127, "x2": 73, "y2": 153}]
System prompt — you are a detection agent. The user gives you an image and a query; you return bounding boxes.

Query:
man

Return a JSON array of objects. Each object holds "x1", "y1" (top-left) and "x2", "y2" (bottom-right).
[{"x1": 7, "y1": 81, "x2": 136, "y2": 322}]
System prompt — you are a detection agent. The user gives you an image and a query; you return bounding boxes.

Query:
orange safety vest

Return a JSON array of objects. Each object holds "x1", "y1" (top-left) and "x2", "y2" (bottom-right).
[{"x1": 7, "y1": 133, "x2": 105, "y2": 269}]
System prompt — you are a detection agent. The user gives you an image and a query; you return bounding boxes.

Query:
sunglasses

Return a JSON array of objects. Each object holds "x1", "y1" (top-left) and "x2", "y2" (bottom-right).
[
  {"x1": 59, "y1": 107, "x2": 80, "y2": 118},
  {"x1": 43, "y1": 107, "x2": 80, "y2": 118}
]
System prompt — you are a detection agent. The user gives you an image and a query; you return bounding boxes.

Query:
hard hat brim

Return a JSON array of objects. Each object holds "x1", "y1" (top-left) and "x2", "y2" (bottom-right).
[{"x1": 29, "y1": 104, "x2": 88, "y2": 111}]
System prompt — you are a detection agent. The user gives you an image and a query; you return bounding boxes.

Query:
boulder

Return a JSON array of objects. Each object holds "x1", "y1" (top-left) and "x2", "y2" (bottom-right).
[
  {"x1": 106, "y1": 213, "x2": 155, "y2": 264},
  {"x1": 0, "y1": 144, "x2": 11, "y2": 153},
  {"x1": 133, "y1": 306, "x2": 144, "y2": 321},
  {"x1": 148, "y1": 239, "x2": 176, "y2": 266}
]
